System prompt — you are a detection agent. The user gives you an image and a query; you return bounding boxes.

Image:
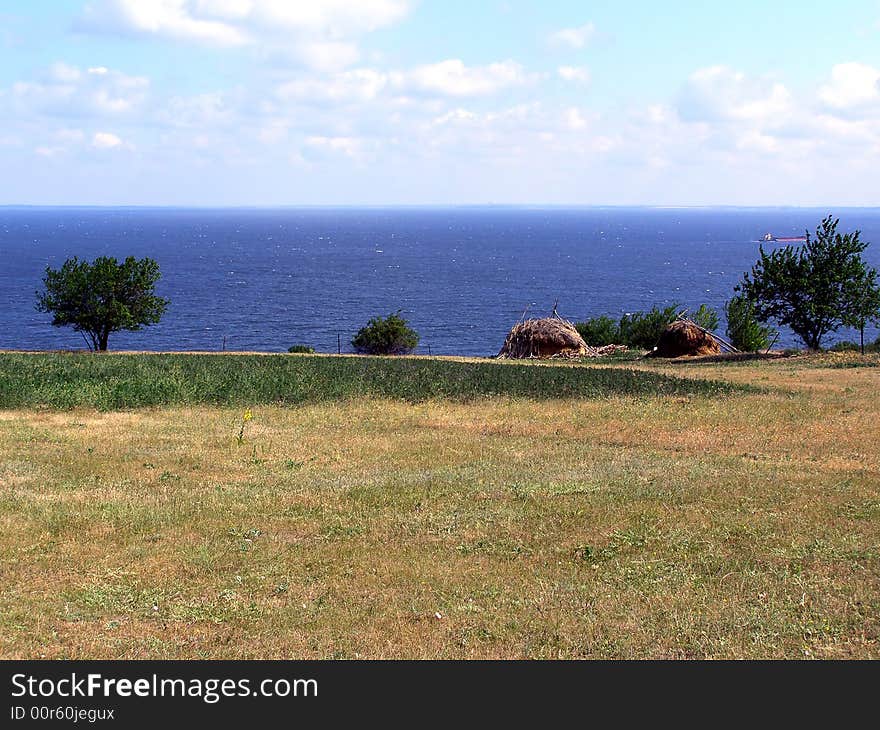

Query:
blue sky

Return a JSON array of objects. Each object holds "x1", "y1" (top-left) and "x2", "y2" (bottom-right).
[{"x1": 2, "y1": 1, "x2": 880, "y2": 205}]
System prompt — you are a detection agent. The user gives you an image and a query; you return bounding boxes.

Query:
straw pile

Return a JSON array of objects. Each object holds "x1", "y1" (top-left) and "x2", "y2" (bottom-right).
[
  {"x1": 498, "y1": 317, "x2": 600, "y2": 359},
  {"x1": 648, "y1": 320, "x2": 722, "y2": 358}
]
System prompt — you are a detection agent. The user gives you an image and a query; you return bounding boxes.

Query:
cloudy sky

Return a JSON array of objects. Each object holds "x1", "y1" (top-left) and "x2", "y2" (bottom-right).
[{"x1": 2, "y1": 0, "x2": 880, "y2": 206}]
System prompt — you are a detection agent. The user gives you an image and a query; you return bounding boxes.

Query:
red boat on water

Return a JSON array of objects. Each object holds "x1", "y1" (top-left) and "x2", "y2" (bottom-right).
[{"x1": 761, "y1": 232, "x2": 807, "y2": 242}]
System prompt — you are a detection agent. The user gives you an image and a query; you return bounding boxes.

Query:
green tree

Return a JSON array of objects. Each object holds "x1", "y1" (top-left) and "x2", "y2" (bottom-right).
[
  {"x1": 36, "y1": 256, "x2": 169, "y2": 351},
  {"x1": 351, "y1": 312, "x2": 419, "y2": 355},
  {"x1": 724, "y1": 296, "x2": 773, "y2": 352},
  {"x1": 846, "y1": 279, "x2": 880, "y2": 354},
  {"x1": 737, "y1": 216, "x2": 880, "y2": 350}
]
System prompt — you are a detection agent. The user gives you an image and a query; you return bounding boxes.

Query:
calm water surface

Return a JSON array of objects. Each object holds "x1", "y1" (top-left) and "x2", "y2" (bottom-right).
[{"x1": 2, "y1": 207, "x2": 879, "y2": 354}]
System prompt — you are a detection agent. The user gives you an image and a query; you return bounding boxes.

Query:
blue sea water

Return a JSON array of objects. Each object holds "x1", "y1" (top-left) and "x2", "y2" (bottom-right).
[{"x1": 2, "y1": 207, "x2": 879, "y2": 355}]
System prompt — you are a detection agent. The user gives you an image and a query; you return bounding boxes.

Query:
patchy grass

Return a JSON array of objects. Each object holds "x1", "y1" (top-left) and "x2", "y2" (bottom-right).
[{"x1": 0, "y1": 353, "x2": 877, "y2": 659}]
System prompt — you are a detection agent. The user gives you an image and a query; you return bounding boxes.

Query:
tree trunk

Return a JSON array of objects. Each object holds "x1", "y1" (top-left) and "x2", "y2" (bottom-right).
[{"x1": 98, "y1": 332, "x2": 109, "y2": 351}]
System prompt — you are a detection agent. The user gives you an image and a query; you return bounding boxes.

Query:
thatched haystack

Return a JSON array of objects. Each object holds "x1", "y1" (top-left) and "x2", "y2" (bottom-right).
[
  {"x1": 498, "y1": 317, "x2": 598, "y2": 359},
  {"x1": 648, "y1": 320, "x2": 722, "y2": 358}
]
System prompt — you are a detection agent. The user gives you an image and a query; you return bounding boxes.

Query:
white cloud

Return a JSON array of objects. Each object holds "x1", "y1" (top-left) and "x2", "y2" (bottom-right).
[
  {"x1": 199, "y1": 0, "x2": 410, "y2": 35},
  {"x1": 668, "y1": 64, "x2": 880, "y2": 169},
  {"x1": 257, "y1": 119, "x2": 289, "y2": 144},
  {"x1": 422, "y1": 102, "x2": 599, "y2": 156},
  {"x1": 158, "y1": 91, "x2": 239, "y2": 128},
  {"x1": 277, "y1": 68, "x2": 389, "y2": 103},
  {"x1": 10, "y1": 47, "x2": 880, "y2": 205},
  {"x1": 550, "y1": 23, "x2": 595, "y2": 49},
  {"x1": 56, "y1": 128, "x2": 86, "y2": 143},
  {"x1": 293, "y1": 40, "x2": 361, "y2": 72},
  {"x1": 275, "y1": 59, "x2": 535, "y2": 107},
  {"x1": 306, "y1": 135, "x2": 358, "y2": 151},
  {"x1": 557, "y1": 66, "x2": 590, "y2": 83},
  {"x1": 79, "y1": 0, "x2": 248, "y2": 45},
  {"x1": 92, "y1": 131, "x2": 123, "y2": 148},
  {"x1": 77, "y1": 0, "x2": 411, "y2": 70},
  {"x1": 677, "y1": 66, "x2": 792, "y2": 124},
  {"x1": 304, "y1": 135, "x2": 363, "y2": 159},
  {"x1": 30, "y1": 128, "x2": 123, "y2": 158},
  {"x1": 48, "y1": 62, "x2": 82, "y2": 83},
  {"x1": 35, "y1": 146, "x2": 62, "y2": 158},
  {"x1": 735, "y1": 130, "x2": 780, "y2": 154},
  {"x1": 812, "y1": 113, "x2": 878, "y2": 144},
  {"x1": 429, "y1": 108, "x2": 477, "y2": 127},
  {"x1": 818, "y1": 62, "x2": 880, "y2": 112},
  {"x1": 564, "y1": 107, "x2": 589, "y2": 130},
  {"x1": 402, "y1": 59, "x2": 533, "y2": 97},
  {"x1": 10, "y1": 63, "x2": 148, "y2": 117}
]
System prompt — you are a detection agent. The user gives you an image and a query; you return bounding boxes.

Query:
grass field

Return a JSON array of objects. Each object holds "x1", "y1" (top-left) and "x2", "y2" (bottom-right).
[
  {"x1": 0, "y1": 352, "x2": 739, "y2": 409},
  {"x1": 0, "y1": 352, "x2": 878, "y2": 658}
]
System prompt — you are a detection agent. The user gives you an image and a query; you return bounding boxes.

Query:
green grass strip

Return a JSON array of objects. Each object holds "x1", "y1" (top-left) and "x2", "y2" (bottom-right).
[{"x1": 0, "y1": 353, "x2": 747, "y2": 410}]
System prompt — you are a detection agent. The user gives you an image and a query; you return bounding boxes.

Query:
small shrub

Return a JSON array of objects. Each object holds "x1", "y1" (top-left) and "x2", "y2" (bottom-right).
[
  {"x1": 725, "y1": 296, "x2": 773, "y2": 352},
  {"x1": 830, "y1": 336, "x2": 880, "y2": 353},
  {"x1": 288, "y1": 345, "x2": 315, "y2": 354},
  {"x1": 577, "y1": 304, "x2": 718, "y2": 351},
  {"x1": 691, "y1": 304, "x2": 719, "y2": 332},
  {"x1": 575, "y1": 316, "x2": 620, "y2": 346},
  {"x1": 618, "y1": 305, "x2": 680, "y2": 350},
  {"x1": 830, "y1": 340, "x2": 859, "y2": 352},
  {"x1": 351, "y1": 312, "x2": 419, "y2": 355}
]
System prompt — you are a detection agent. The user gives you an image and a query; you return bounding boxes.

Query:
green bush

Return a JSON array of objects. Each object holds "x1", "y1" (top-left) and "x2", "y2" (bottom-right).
[
  {"x1": 618, "y1": 305, "x2": 680, "y2": 350},
  {"x1": 725, "y1": 296, "x2": 773, "y2": 352},
  {"x1": 288, "y1": 345, "x2": 315, "y2": 354},
  {"x1": 577, "y1": 303, "x2": 719, "y2": 351},
  {"x1": 830, "y1": 336, "x2": 880, "y2": 353},
  {"x1": 351, "y1": 312, "x2": 419, "y2": 355},
  {"x1": 830, "y1": 341, "x2": 859, "y2": 352},
  {"x1": 691, "y1": 304, "x2": 720, "y2": 332},
  {"x1": 575, "y1": 316, "x2": 620, "y2": 346}
]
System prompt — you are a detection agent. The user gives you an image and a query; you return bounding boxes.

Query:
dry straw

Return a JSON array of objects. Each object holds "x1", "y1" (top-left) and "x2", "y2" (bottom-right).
[{"x1": 497, "y1": 314, "x2": 622, "y2": 359}]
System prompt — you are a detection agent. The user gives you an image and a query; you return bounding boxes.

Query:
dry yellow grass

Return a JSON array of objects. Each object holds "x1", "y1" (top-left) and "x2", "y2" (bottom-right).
[{"x1": 0, "y1": 355, "x2": 878, "y2": 659}]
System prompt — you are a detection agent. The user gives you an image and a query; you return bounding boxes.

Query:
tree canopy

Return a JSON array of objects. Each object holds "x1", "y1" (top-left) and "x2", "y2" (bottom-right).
[
  {"x1": 36, "y1": 255, "x2": 169, "y2": 351},
  {"x1": 351, "y1": 312, "x2": 419, "y2": 355},
  {"x1": 736, "y1": 216, "x2": 880, "y2": 350}
]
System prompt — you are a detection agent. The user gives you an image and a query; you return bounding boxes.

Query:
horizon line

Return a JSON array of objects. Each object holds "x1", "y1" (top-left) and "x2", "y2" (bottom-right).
[{"x1": 3, "y1": 203, "x2": 880, "y2": 211}]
